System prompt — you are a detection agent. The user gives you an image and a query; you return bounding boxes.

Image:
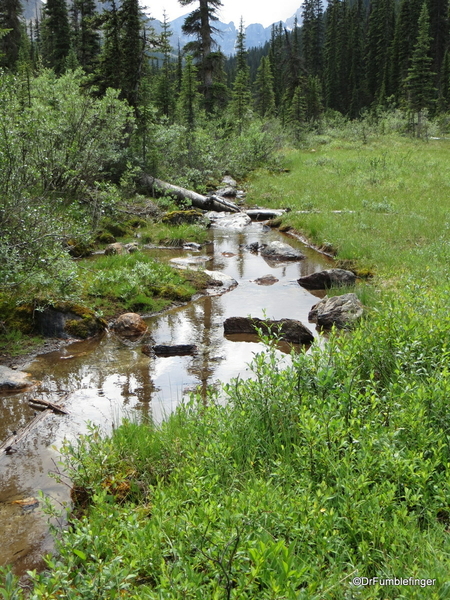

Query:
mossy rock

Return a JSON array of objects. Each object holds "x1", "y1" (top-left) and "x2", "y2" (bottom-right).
[
  {"x1": 335, "y1": 259, "x2": 375, "y2": 279},
  {"x1": 67, "y1": 239, "x2": 95, "y2": 258},
  {"x1": 181, "y1": 270, "x2": 213, "y2": 290},
  {"x1": 162, "y1": 210, "x2": 203, "y2": 225},
  {"x1": 4, "y1": 305, "x2": 35, "y2": 334},
  {"x1": 266, "y1": 217, "x2": 283, "y2": 228},
  {"x1": 150, "y1": 284, "x2": 193, "y2": 301},
  {"x1": 126, "y1": 217, "x2": 148, "y2": 229},
  {"x1": 96, "y1": 231, "x2": 117, "y2": 244},
  {"x1": 37, "y1": 303, "x2": 106, "y2": 339}
]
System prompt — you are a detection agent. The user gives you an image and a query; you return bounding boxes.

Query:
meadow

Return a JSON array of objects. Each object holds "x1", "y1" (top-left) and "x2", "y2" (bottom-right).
[{"x1": 3, "y1": 130, "x2": 450, "y2": 598}]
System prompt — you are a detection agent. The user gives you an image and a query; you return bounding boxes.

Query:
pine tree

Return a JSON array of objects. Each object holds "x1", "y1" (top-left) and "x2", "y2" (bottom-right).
[
  {"x1": 405, "y1": 3, "x2": 436, "y2": 134},
  {"x1": 254, "y1": 55, "x2": 275, "y2": 118},
  {"x1": 229, "y1": 18, "x2": 252, "y2": 129},
  {"x1": 366, "y1": 0, "x2": 396, "y2": 106},
  {"x1": 177, "y1": 54, "x2": 202, "y2": 128},
  {"x1": 305, "y1": 74, "x2": 323, "y2": 121},
  {"x1": 427, "y1": 0, "x2": 449, "y2": 83},
  {"x1": 288, "y1": 84, "x2": 307, "y2": 140},
  {"x1": 348, "y1": 0, "x2": 367, "y2": 117},
  {"x1": 390, "y1": 0, "x2": 423, "y2": 100},
  {"x1": 324, "y1": 0, "x2": 344, "y2": 111},
  {"x1": 155, "y1": 12, "x2": 176, "y2": 119},
  {"x1": 302, "y1": 0, "x2": 324, "y2": 76},
  {"x1": 268, "y1": 22, "x2": 284, "y2": 109},
  {"x1": 41, "y1": 0, "x2": 71, "y2": 74},
  {"x1": 0, "y1": 0, "x2": 23, "y2": 69},
  {"x1": 74, "y1": 0, "x2": 100, "y2": 72},
  {"x1": 179, "y1": 0, "x2": 225, "y2": 112},
  {"x1": 120, "y1": 0, "x2": 144, "y2": 108}
]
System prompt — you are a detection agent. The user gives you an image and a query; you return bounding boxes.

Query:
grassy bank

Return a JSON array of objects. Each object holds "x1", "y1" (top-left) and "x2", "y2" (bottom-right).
[
  {"x1": 248, "y1": 133, "x2": 450, "y2": 283},
  {"x1": 3, "y1": 133, "x2": 450, "y2": 597}
]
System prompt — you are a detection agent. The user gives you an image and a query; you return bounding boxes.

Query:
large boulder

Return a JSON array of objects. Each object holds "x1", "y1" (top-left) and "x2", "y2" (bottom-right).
[
  {"x1": 308, "y1": 293, "x2": 364, "y2": 329},
  {"x1": 224, "y1": 317, "x2": 314, "y2": 344},
  {"x1": 260, "y1": 241, "x2": 305, "y2": 261},
  {"x1": 34, "y1": 304, "x2": 106, "y2": 339},
  {"x1": 0, "y1": 365, "x2": 33, "y2": 392},
  {"x1": 298, "y1": 269, "x2": 356, "y2": 290},
  {"x1": 112, "y1": 313, "x2": 148, "y2": 338}
]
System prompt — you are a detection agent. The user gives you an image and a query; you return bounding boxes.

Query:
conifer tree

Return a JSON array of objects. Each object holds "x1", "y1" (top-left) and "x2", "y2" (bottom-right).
[
  {"x1": 229, "y1": 18, "x2": 252, "y2": 129},
  {"x1": 179, "y1": 0, "x2": 224, "y2": 112},
  {"x1": 427, "y1": 0, "x2": 449, "y2": 83},
  {"x1": 288, "y1": 84, "x2": 307, "y2": 140},
  {"x1": 0, "y1": 0, "x2": 23, "y2": 69},
  {"x1": 302, "y1": 0, "x2": 324, "y2": 76},
  {"x1": 254, "y1": 55, "x2": 275, "y2": 117},
  {"x1": 41, "y1": 0, "x2": 71, "y2": 74},
  {"x1": 366, "y1": 0, "x2": 395, "y2": 105},
  {"x1": 305, "y1": 74, "x2": 323, "y2": 121},
  {"x1": 348, "y1": 0, "x2": 367, "y2": 117},
  {"x1": 268, "y1": 22, "x2": 284, "y2": 109},
  {"x1": 405, "y1": 2, "x2": 436, "y2": 132},
  {"x1": 177, "y1": 54, "x2": 201, "y2": 128},
  {"x1": 390, "y1": 0, "x2": 423, "y2": 100},
  {"x1": 73, "y1": 0, "x2": 100, "y2": 72},
  {"x1": 324, "y1": 0, "x2": 344, "y2": 111},
  {"x1": 120, "y1": 0, "x2": 144, "y2": 108},
  {"x1": 155, "y1": 12, "x2": 176, "y2": 119}
]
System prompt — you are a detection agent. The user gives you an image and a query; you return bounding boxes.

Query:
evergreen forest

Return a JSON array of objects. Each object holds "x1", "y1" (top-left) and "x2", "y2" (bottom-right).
[{"x1": 2, "y1": 0, "x2": 450, "y2": 597}]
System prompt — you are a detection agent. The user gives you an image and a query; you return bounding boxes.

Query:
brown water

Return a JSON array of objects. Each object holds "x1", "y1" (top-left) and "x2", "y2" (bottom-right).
[{"x1": 0, "y1": 223, "x2": 331, "y2": 574}]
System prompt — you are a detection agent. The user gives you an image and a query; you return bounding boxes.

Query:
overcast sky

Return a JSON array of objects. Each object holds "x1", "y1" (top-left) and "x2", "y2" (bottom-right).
[{"x1": 148, "y1": 1, "x2": 302, "y2": 28}]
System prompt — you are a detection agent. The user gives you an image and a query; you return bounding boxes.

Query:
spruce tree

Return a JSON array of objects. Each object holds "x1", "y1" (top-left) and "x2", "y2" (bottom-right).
[
  {"x1": 41, "y1": 0, "x2": 71, "y2": 74},
  {"x1": 229, "y1": 18, "x2": 252, "y2": 129},
  {"x1": 179, "y1": 0, "x2": 225, "y2": 112},
  {"x1": 74, "y1": 0, "x2": 100, "y2": 72},
  {"x1": 254, "y1": 55, "x2": 275, "y2": 118},
  {"x1": 120, "y1": 0, "x2": 144, "y2": 109},
  {"x1": 427, "y1": 0, "x2": 449, "y2": 83},
  {"x1": 288, "y1": 84, "x2": 307, "y2": 140},
  {"x1": 348, "y1": 0, "x2": 367, "y2": 118},
  {"x1": 405, "y1": 2, "x2": 436, "y2": 133},
  {"x1": 302, "y1": 0, "x2": 324, "y2": 76},
  {"x1": 0, "y1": 0, "x2": 23, "y2": 70},
  {"x1": 155, "y1": 12, "x2": 176, "y2": 119},
  {"x1": 177, "y1": 54, "x2": 202, "y2": 128},
  {"x1": 390, "y1": 0, "x2": 423, "y2": 100},
  {"x1": 366, "y1": 0, "x2": 396, "y2": 106}
]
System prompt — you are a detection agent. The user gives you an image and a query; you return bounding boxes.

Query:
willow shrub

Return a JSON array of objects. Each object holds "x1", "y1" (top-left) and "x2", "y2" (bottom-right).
[{"x1": 4, "y1": 282, "x2": 449, "y2": 598}]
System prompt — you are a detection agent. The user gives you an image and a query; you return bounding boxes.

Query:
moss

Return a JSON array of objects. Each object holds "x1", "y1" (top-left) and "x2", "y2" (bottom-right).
[
  {"x1": 5, "y1": 304, "x2": 34, "y2": 334},
  {"x1": 180, "y1": 270, "x2": 213, "y2": 290},
  {"x1": 162, "y1": 210, "x2": 203, "y2": 225},
  {"x1": 67, "y1": 239, "x2": 95, "y2": 258},
  {"x1": 150, "y1": 284, "x2": 194, "y2": 301},
  {"x1": 335, "y1": 259, "x2": 375, "y2": 279},
  {"x1": 96, "y1": 231, "x2": 116, "y2": 244},
  {"x1": 278, "y1": 224, "x2": 292, "y2": 233},
  {"x1": 53, "y1": 303, "x2": 107, "y2": 338}
]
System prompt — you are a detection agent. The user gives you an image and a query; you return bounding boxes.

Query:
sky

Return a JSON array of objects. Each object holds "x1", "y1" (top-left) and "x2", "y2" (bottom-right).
[{"x1": 148, "y1": 1, "x2": 302, "y2": 28}]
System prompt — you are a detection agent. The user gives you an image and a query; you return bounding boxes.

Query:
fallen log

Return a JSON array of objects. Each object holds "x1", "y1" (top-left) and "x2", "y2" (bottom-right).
[
  {"x1": 153, "y1": 344, "x2": 198, "y2": 357},
  {"x1": 139, "y1": 174, "x2": 241, "y2": 213},
  {"x1": 29, "y1": 398, "x2": 69, "y2": 415},
  {"x1": 245, "y1": 209, "x2": 286, "y2": 220}
]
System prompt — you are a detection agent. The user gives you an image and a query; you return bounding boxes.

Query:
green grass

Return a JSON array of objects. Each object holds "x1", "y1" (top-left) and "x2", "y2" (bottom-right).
[
  {"x1": 139, "y1": 222, "x2": 209, "y2": 246},
  {"x1": 247, "y1": 134, "x2": 450, "y2": 283},
  {"x1": 5, "y1": 131, "x2": 450, "y2": 598}
]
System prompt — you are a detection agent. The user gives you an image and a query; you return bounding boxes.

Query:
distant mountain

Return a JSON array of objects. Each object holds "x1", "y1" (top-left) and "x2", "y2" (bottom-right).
[
  {"x1": 22, "y1": 1, "x2": 303, "y2": 57},
  {"x1": 167, "y1": 6, "x2": 304, "y2": 56}
]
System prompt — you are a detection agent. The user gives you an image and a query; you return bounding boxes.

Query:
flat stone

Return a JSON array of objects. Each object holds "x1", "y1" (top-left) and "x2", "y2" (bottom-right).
[
  {"x1": 222, "y1": 176, "x2": 237, "y2": 187},
  {"x1": 0, "y1": 365, "x2": 33, "y2": 392},
  {"x1": 223, "y1": 317, "x2": 313, "y2": 344},
  {"x1": 260, "y1": 241, "x2": 305, "y2": 261},
  {"x1": 308, "y1": 293, "x2": 364, "y2": 329},
  {"x1": 298, "y1": 269, "x2": 356, "y2": 290},
  {"x1": 216, "y1": 186, "x2": 237, "y2": 197}
]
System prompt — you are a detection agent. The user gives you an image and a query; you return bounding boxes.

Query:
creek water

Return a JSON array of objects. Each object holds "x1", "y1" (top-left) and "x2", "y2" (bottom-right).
[{"x1": 0, "y1": 222, "x2": 332, "y2": 574}]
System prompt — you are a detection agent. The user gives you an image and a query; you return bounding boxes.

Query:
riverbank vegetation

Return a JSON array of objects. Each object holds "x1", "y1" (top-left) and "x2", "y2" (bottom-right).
[{"x1": 2, "y1": 0, "x2": 450, "y2": 595}]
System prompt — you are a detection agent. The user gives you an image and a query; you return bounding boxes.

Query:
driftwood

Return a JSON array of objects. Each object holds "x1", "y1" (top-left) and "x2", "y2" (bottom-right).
[
  {"x1": 0, "y1": 410, "x2": 52, "y2": 456},
  {"x1": 29, "y1": 398, "x2": 69, "y2": 415},
  {"x1": 140, "y1": 174, "x2": 241, "y2": 213}
]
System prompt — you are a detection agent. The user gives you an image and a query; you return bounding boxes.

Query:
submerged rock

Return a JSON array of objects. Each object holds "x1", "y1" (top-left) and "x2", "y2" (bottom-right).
[
  {"x1": 253, "y1": 275, "x2": 279, "y2": 286},
  {"x1": 224, "y1": 317, "x2": 313, "y2": 344},
  {"x1": 112, "y1": 313, "x2": 148, "y2": 338},
  {"x1": 298, "y1": 269, "x2": 356, "y2": 290},
  {"x1": 308, "y1": 293, "x2": 364, "y2": 329},
  {"x1": 260, "y1": 241, "x2": 305, "y2": 261},
  {"x1": 0, "y1": 365, "x2": 33, "y2": 392}
]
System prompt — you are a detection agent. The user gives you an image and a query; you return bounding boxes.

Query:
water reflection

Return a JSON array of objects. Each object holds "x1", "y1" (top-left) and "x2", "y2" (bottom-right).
[{"x1": 0, "y1": 223, "x2": 332, "y2": 573}]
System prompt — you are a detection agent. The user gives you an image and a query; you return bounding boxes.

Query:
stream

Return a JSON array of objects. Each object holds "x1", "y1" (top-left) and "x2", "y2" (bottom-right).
[{"x1": 0, "y1": 221, "x2": 332, "y2": 574}]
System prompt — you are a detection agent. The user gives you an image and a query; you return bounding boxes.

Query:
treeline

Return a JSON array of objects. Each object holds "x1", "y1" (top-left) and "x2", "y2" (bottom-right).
[{"x1": 1, "y1": 0, "x2": 449, "y2": 129}]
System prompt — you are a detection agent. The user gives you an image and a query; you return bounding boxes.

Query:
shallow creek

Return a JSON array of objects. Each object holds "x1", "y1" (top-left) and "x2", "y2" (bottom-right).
[{"x1": 0, "y1": 222, "x2": 332, "y2": 574}]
